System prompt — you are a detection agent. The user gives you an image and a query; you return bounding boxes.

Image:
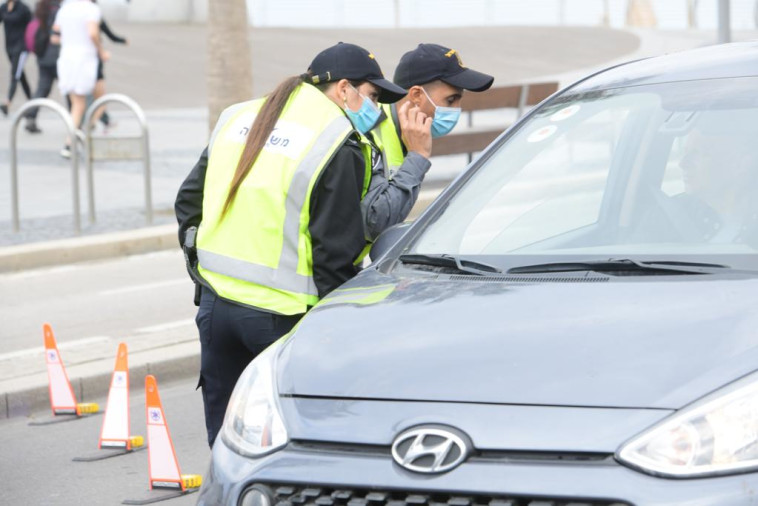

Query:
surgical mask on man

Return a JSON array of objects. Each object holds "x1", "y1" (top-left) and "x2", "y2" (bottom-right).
[
  {"x1": 421, "y1": 87, "x2": 462, "y2": 138},
  {"x1": 344, "y1": 84, "x2": 381, "y2": 135}
]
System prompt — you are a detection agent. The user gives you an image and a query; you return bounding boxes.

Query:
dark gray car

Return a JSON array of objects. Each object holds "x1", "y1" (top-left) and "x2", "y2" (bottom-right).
[{"x1": 198, "y1": 42, "x2": 758, "y2": 505}]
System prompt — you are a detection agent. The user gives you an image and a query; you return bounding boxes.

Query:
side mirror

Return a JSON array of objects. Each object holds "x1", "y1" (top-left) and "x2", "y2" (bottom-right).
[{"x1": 369, "y1": 222, "x2": 412, "y2": 263}]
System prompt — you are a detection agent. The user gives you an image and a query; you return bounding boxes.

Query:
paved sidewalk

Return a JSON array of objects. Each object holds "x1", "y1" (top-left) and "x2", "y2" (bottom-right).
[
  {"x1": 1, "y1": 317, "x2": 200, "y2": 420},
  {"x1": 3, "y1": 22, "x2": 752, "y2": 419}
]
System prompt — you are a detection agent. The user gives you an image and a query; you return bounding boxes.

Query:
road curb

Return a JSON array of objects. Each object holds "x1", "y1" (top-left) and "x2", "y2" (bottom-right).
[
  {"x1": 0, "y1": 224, "x2": 179, "y2": 273},
  {"x1": 3, "y1": 342, "x2": 200, "y2": 420}
]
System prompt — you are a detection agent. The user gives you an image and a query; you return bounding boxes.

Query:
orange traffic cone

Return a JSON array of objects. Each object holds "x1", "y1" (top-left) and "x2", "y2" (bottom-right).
[
  {"x1": 145, "y1": 375, "x2": 202, "y2": 492},
  {"x1": 43, "y1": 323, "x2": 99, "y2": 417},
  {"x1": 99, "y1": 343, "x2": 144, "y2": 450},
  {"x1": 72, "y1": 342, "x2": 145, "y2": 462}
]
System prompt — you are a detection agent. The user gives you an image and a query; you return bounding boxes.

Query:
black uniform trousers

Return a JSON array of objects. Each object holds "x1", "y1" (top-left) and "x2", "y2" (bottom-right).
[
  {"x1": 5, "y1": 50, "x2": 31, "y2": 103},
  {"x1": 195, "y1": 286, "x2": 302, "y2": 448},
  {"x1": 25, "y1": 63, "x2": 57, "y2": 120}
]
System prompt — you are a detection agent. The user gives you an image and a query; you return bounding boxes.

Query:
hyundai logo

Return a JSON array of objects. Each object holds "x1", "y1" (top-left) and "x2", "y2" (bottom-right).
[{"x1": 391, "y1": 426, "x2": 470, "y2": 474}]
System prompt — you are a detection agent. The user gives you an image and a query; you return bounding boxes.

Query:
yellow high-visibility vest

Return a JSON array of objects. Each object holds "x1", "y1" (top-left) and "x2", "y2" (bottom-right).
[
  {"x1": 196, "y1": 83, "x2": 365, "y2": 315},
  {"x1": 372, "y1": 103, "x2": 405, "y2": 179}
]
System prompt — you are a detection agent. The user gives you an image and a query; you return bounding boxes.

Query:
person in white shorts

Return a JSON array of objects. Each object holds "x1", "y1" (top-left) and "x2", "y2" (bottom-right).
[{"x1": 51, "y1": 0, "x2": 108, "y2": 157}]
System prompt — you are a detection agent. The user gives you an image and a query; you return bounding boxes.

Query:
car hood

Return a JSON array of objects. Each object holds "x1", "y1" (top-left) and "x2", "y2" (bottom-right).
[{"x1": 277, "y1": 269, "x2": 758, "y2": 409}]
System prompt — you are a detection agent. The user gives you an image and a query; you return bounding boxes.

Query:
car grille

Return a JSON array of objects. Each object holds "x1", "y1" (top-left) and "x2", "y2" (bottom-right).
[{"x1": 252, "y1": 483, "x2": 630, "y2": 506}]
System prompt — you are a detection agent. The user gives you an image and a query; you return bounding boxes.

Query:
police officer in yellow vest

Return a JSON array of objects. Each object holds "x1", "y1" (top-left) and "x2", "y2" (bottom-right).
[
  {"x1": 363, "y1": 43, "x2": 495, "y2": 241},
  {"x1": 174, "y1": 42, "x2": 406, "y2": 447}
]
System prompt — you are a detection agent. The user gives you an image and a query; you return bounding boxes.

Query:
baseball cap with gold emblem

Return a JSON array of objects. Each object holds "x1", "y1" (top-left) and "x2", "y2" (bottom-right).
[
  {"x1": 307, "y1": 42, "x2": 408, "y2": 103},
  {"x1": 394, "y1": 43, "x2": 494, "y2": 92}
]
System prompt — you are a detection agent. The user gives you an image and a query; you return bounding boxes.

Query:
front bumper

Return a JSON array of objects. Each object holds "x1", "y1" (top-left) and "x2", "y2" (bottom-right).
[{"x1": 197, "y1": 437, "x2": 758, "y2": 506}]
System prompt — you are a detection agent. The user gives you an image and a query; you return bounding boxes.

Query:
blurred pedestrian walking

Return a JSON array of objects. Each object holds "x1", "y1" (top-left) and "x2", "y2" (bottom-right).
[
  {"x1": 22, "y1": 0, "x2": 60, "y2": 133},
  {"x1": 90, "y1": 0, "x2": 126, "y2": 132},
  {"x1": 0, "y1": 0, "x2": 32, "y2": 116},
  {"x1": 52, "y1": 0, "x2": 105, "y2": 157}
]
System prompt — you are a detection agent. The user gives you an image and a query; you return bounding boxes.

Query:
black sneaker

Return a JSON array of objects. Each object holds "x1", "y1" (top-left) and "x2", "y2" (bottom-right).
[
  {"x1": 60, "y1": 145, "x2": 71, "y2": 159},
  {"x1": 25, "y1": 121, "x2": 42, "y2": 134},
  {"x1": 0, "y1": 104, "x2": 7, "y2": 117}
]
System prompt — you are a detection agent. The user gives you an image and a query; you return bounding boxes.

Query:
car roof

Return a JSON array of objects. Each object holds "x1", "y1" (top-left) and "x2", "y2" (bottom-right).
[{"x1": 570, "y1": 41, "x2": 758, "y2": 93}]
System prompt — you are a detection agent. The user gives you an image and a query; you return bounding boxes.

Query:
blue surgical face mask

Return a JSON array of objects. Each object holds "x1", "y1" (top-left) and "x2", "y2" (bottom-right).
[
  {"x1": 422, "y1": 87, "x2": 462, "y2": 138},
  {"x1": 344, "y1": 84, "x2": 381, "y2": 135}
]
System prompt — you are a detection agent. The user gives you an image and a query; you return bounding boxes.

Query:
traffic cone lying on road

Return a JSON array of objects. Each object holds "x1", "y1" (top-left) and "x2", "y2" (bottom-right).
[
  {"x1": 42, "y1": 323, "x2": 99, "y2": 417},
  {"x1": 73, "y1": 342, "x2": 145, "y2": 462},
  {"x1": 99, "y1": 343, "x2": 144, "y2": 451},
  {"x1": 123, "y1": 375, "x2": 202, "y2": 504},
  {"x1": 145, "y1": 374, "x2": 201, "y2": 492}
]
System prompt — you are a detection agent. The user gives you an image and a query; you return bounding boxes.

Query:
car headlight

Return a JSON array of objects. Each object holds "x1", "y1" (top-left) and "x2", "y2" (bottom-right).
[
  {"x1": 617, "y1": 374, "x2": 758, "y2": 477},
  {"x1": 220, "y1": 339, "x2": 288, "y2": 457}
]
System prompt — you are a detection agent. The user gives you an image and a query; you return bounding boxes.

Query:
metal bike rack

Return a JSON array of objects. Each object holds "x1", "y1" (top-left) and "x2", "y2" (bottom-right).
[
  {"x1": 9, "y1": 98, "x2": 81, "y2": 233},
  {"x1": 82, "y1": 93, "x2": 153, "y2": 225}
]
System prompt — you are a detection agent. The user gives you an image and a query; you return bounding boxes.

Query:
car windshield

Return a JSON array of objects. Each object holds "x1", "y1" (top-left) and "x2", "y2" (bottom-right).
[{"x1": 409, "y1": 77, "x2": 758, "y2": 270}]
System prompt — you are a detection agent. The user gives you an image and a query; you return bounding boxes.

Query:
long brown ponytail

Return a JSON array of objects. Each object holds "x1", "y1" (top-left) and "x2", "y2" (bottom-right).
[{"x1": 220, "y1": 75, "x2": 305, "y2": 218}]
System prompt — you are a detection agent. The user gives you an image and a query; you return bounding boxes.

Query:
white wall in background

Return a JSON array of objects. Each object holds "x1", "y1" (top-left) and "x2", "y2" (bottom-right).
[{"x1": 96, "y1": 0, "x2": 758, "y2": 31}]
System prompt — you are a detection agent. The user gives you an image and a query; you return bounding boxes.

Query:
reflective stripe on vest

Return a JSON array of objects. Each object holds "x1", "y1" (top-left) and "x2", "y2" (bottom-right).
[
  {"x1": 199, "y1": 114, "x2": 351, "y2": 294},
  {"x1": 357, "y1": 134, "x2": 375, "y2": 198},
  {"x1": 373, "y1": 103, "x2": 405, "y2": 178},
  {"x1": 196, "y1": 84, "x2": 356, "y2": 314}
]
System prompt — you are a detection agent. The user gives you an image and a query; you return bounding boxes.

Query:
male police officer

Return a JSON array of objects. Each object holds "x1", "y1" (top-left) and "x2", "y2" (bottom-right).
[{"x1": 362, "y1": 43, "x2": 495, "y2": 241}]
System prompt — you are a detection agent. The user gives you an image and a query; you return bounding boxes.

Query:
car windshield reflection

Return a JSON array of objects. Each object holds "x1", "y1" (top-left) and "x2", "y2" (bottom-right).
[{"x1": 408, "y1": 77, "x2": 758, "y2": 271}]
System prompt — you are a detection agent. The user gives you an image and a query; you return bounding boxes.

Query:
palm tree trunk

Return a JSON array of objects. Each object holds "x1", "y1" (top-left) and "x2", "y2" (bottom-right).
[
  {"x1": 206, "y1": 0, "x2": 253, "y2": 132},
  {"x1": 626, "y1": 0, "x2": 657, "y2": 28}
]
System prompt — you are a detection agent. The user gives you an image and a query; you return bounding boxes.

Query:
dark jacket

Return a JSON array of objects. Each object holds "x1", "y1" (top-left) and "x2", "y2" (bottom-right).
[
  {"x1": 36, "y1": 0, "x2": 60, "y2": 67},
  {"x1": 0, "y1": 0, "x2": 31, "y2": 55}
]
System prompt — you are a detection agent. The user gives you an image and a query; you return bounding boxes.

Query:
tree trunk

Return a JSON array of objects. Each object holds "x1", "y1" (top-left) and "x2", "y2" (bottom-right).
[
  {"x1": 206, "y1": 0, "x2": 253, "y2": 132},
  {"x1": 626, "y1": 0, "x2": 657, "y2": 28},
  {"x1": 687, "y1": 0, "x2": 698, "y2": 29}
]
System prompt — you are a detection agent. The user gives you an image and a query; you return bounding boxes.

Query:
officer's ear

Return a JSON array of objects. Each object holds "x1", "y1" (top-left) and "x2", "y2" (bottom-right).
[
  {"x1": 323, "y1": 79, "x2": 351, "y2": 108},
  {"x1": 334, "y1": 79, "x2": 352, "y2": 103},
  {"x1": 407, "y1": 85, "x2": 426, "y2": 107}
]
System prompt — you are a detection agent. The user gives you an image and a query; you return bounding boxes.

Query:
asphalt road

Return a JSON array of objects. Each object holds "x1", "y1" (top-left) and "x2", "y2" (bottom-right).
[
  {"x1": 0, "y1": 249, "x2": 196, "y2": 355},
  {"x1": 0, "y1": 375, "x2": 210, "y2": 505}
]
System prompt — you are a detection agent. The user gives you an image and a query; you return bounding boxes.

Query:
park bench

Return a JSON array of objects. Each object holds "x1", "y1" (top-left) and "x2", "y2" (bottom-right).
[
  {"x1": 432, "y1": 81, "x2": 560, "y2": 160},
  {"x1": 405, "y1": 81, "x2": 560, "y2": 219}
]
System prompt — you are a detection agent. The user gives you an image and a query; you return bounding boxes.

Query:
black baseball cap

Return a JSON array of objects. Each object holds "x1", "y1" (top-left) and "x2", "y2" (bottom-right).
[
  {"x1": 308, "y1": 42, "x2": 407, "y2": 103},
  {"x1": 394, "y1": 43, "x2": 494, "y2": 92}
]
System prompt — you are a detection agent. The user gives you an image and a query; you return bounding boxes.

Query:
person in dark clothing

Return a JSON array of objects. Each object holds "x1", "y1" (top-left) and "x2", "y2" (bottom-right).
[
  {"x1": 0, "y1": 0, "x2": 32, "y2": 116},
  {"x1": 23, "y1": 0, "x2": 59, "y2": 133},
  {"x1": 174, "y1": 42, "x2": 406, "y2": 448}
]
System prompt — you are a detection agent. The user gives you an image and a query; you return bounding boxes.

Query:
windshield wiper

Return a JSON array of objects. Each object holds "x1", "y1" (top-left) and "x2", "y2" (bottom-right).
[
  {"x1": 399, "y1": 254, "x2": 503, "y2": 276},
  {"x1": 508, "y1": 259, "x2": 729, "y2": 276}
]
